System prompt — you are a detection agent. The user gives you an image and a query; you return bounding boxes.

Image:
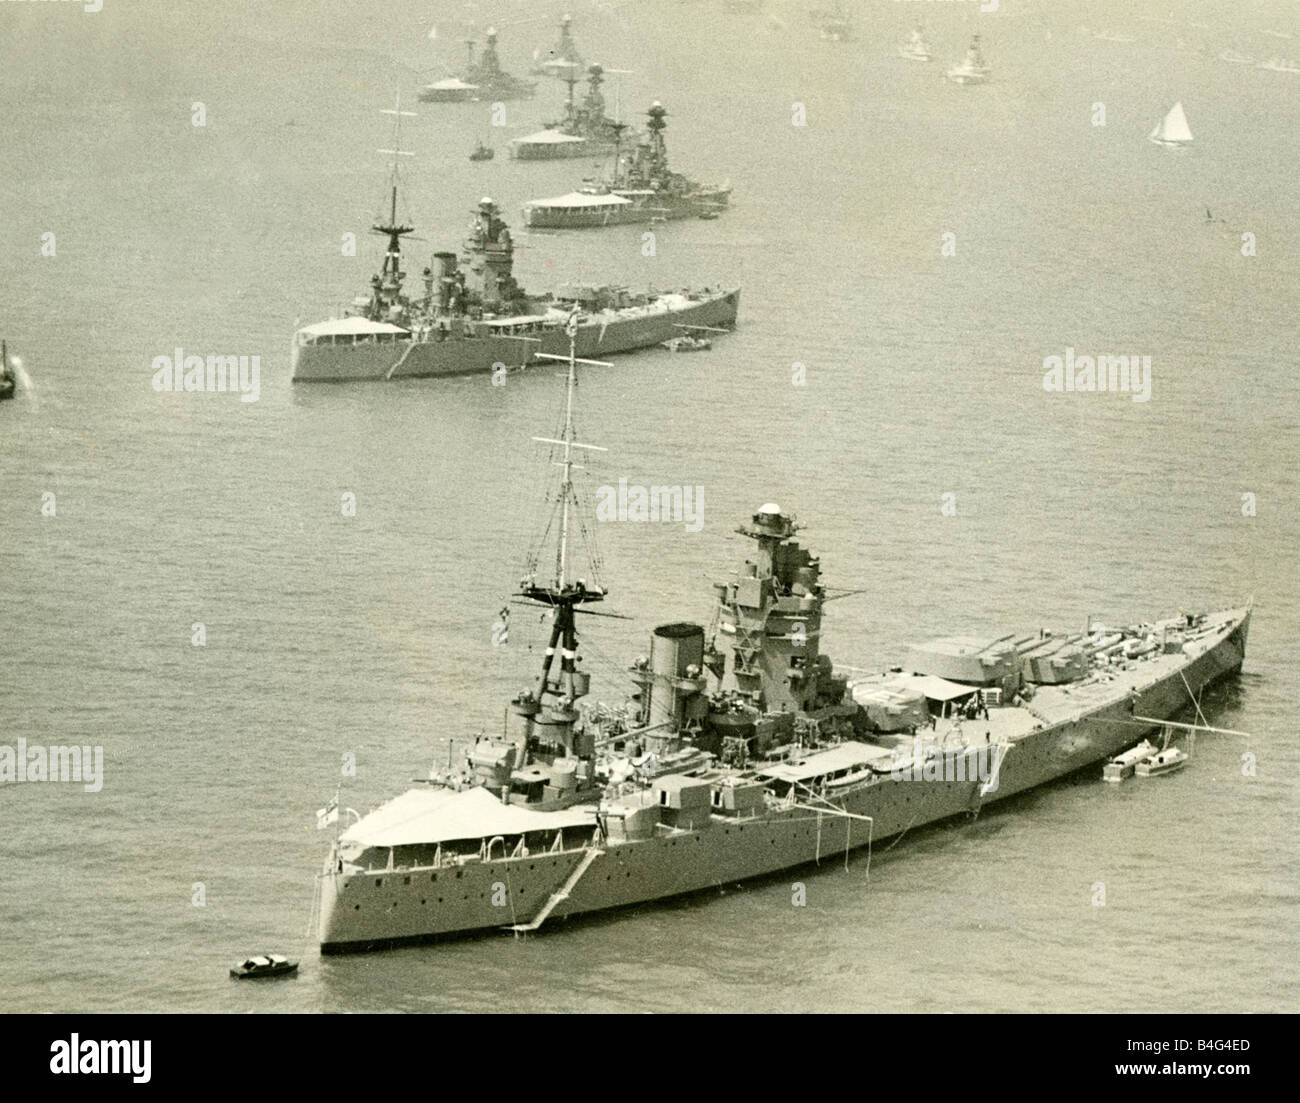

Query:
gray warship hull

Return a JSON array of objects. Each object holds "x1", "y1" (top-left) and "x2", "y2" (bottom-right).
[
  {"x1": 510, "y1": 135, "x2": 620, "y2": 161},
  {"x1": 522, "y1": 188, "x2": 731, "y2": 229},
  {"x1": 317, "y1": 606, "x2": 1249, "y2": 952},
  {"x1": 291, "y1": 289, "x2": 739, "y2": 382}
]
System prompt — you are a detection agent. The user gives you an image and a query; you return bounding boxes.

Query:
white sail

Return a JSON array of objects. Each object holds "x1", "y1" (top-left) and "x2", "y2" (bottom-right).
[{"x1": 1150, "y1": 101, "x2": 1193, "y2": 143}]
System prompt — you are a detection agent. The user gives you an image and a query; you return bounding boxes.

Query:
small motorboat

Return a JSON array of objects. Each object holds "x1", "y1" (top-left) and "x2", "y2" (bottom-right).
[
  {"x1": 1134, "y1": 745, "x2": 1189, "y2": 777},
  {"x1": 470, "y1": 141, "x2": 495, "y2": 162},
  {"x1": 1, "y1": 341, "x2": 16, "y2": 401},
  {"x1": 661, "y1": 335, "x2": 712, "y2": 352},
  {"x1": 230, "y1": 953, "x2": 299, "y2": 979},
  {"x1": 1102, "y1": 739, "x2": 1157, "y2": 782}
]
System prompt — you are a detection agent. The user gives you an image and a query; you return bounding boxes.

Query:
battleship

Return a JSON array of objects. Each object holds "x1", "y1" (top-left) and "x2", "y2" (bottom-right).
[
  {"x1": 313, "y1": 342, "x2": 1251, "y2": 953},
  {"x1": 419, "y1": 28, "x2": 536, "y2": 103},
  {"x1": 531, "y1": 13, "x2": 584, "y2": 78},
  {"x1": 947, "y1": 35, "x2": 991, "y2": 85},
  {"x1": 292, "y1": 152, "x2": 738, "y2": 382},
  {"x1": 522, "y1": 102, "x2": 731, "y2": 228},
  {"x1": 510, "y1": 64, "x2": 635, "y2": 161}
]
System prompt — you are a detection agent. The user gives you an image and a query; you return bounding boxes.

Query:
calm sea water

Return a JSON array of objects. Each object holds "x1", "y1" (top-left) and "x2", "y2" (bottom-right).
[{"x1": 1, "y1": 0, "x2": 1297, "y2": 1013}]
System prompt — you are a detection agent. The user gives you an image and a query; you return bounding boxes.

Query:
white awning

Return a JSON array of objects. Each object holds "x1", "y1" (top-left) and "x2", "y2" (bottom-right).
[
  {"x1": 297, "y1": 318, "x2": 409, "y2": 337},
  {"x1": 894, "y1": 673, "x2": 980, "y2": 701},
  {"x1": 512, "y1": 129, "x2": 588, "y2": 145},
  {"x1": 342, "y1": 786, "x2": 596, "y2": 847},
  {"x1": 425, "y1": 78, "x2": 479, "y2": 91},
  {"x1": 526, "y1": 190, "x2": 634, "y2": 209},
  {"x1": 756, "y1": 742, "x2": 895, "y2": 783}
]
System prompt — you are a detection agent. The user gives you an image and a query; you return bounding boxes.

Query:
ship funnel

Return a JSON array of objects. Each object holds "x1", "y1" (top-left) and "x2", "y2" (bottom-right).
[{"x1": 646, "y1": 622, "x2": 706, "y2": 729}]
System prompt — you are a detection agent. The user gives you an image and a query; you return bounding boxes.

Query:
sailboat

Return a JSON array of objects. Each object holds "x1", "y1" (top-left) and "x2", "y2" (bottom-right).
[
  {"x1": 947, "y1": 35, "x2": 991, "y2": 84},
  {"x1": 1148, "y1": 101, "x2": 1193, "y2": 147},
  {"x1": 899, "y1": 27, "x2": 931, "y2": 63}
]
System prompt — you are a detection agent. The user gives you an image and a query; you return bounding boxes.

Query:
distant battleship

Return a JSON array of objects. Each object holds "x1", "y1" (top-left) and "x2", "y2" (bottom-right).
[
  {"x1": 522, "y1": 102, "x2": 731, "y2": 228},
  {"x1": 899, "y1": 28, "x2": 931, "y2": 63},
  {"x1": 531, "y1": 13, "x2": 584, "y2": 78},
  {"x1": 292, "y1": 102, "x2": 737, "y2": 385},
  {"x1": 292, "y1": 195, "x2": 738, "y2": 382},
  {"x1": 313, "y1": 350, "x2": 1251, "y2": 951},
  {"x1": 947, "y1": 35, "x2": 991, "y2": 84},
  {"x1": 816, "y1": 3, "x2": 852, "y2": 42},
  {"x1": 1149, "y1": 101, "x2": 1193, "y2": 147},
  {"x1": 419, "y1": 27, "x2": 536, "y2": 103},
  {"x1": 510, "y1": 63, "x2": 635, "y2": 161}
]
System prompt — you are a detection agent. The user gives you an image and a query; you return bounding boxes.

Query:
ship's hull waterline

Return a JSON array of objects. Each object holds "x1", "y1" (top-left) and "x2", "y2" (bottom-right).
[
  {"x1": 317, "y1": 608, "x2": 1249, "y2": 953},
  {"x1": 291, "y1": 290, "x2": 739, "y2": 382}
]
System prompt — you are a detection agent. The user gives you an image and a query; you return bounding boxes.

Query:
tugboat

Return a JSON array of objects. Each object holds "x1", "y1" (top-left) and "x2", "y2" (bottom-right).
[
  {"x1": 510, "y1": 64, "x2": 636, "y2": 161},
  {"x1": 230, "y1": 953, "x2": 298, "y2": 979},
  {"x1": 0, "y1": 342, "x2": 15, "y2": 401},
  {"x1": 469, "y1": 140, "x2": 494, "y2": 161},
  {"x1": 899, "y1": 27, "x2": 932, "y2": 62},
  {"x1": 947, "y1": 35, "x2": 991, "y2": 84},
  {"x1": 522, "y1": 102, "x2": 731, "y2": 228},
  {"x1": 292, "y1": 105, "x2": 739, "y2": 383},
  {"x1": 312, "y1": 354, "x2": 1252, "y2": 950},
  {"x1": 532, "y1": 12, "x2": 585, "y2": 78}
]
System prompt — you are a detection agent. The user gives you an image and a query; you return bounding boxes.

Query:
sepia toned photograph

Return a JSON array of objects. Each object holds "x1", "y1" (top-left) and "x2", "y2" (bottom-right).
[{"x1": 1, "y1": 0, "x2": 1295, "y2": 1046}]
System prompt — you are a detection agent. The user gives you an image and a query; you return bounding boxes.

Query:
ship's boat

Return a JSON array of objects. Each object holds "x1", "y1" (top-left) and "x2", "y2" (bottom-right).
[
  {"x1": 947, "y1": 35, "x2": 991, "y2": 84},
  {"x1": 1134, "y1": 746, "x2": 1189, "y2": 776},
  {"x1": 522, "y1": 101, "x2": 731, "y2": 228},
  {"x1": 469, "y1": 140, "x2": 494, "y2": 161},
  {"x1": 661, "y1": 335, "x2": 711, "y2": 352},
  {"x1": 510, "y1": 64, "x2": 635, "y2": 161},
  {"x1": 230, "y1": 953, "x2": 298, "y2": 979},
  {"x1": 1102, "y1": 740, "x2": 1158, "y2": 782},
  {"x1": 1149, "y1": 101, "x2": 1193, "y2": 146}
]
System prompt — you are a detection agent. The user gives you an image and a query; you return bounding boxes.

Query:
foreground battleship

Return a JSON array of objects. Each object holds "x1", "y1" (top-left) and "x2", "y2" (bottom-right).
[
  {"x1": 292, "y1": 168, "x2": 738, "y2": 382},
  {"x1": 510, "y1": 64, "x2": 634, "y2": 161},
  {"x1": 522, "y1": 102, "x2": 731, "y2": 228},
  {"x1": 314, "y1": 351, "x2": 1251, "y2": 952}
]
